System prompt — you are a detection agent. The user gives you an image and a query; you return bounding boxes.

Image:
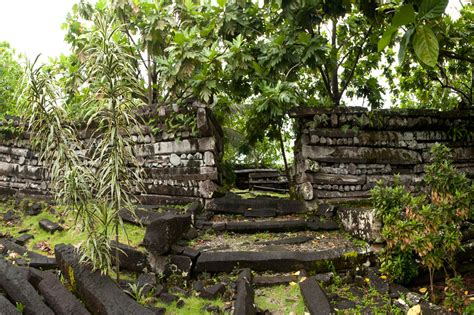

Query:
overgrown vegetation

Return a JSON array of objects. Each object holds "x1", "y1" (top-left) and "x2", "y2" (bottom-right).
[
  {"x1": 19, "y1": 9, "x2": 146, "y2": 279},
  {"x1": 372, "y1": 144, "x2": 474, "y2": 308}
]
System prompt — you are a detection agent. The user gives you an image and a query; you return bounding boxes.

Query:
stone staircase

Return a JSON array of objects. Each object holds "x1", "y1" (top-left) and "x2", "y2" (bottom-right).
[{"x1": 186, "y1": 193, "x2": 374, "y2": 274}]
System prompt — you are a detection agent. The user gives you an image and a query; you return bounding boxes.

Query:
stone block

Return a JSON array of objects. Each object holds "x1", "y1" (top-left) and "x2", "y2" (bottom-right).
[{"x1": 337, "y1": 207, "x2": 382, "y2": 242}]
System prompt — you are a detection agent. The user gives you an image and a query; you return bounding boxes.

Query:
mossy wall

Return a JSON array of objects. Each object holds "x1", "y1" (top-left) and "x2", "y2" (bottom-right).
[
  {"x1": 290, "y1": 107, "x2": 474, "y2": 202},
  {"x1": 0, "y1": 105, "x2": 223, "y2": 205}
]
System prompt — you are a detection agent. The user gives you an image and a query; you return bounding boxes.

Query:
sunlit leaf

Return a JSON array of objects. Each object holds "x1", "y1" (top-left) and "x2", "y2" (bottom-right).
[{"x1": 413, "y1": 25, "x2": 439, "y2": 67}]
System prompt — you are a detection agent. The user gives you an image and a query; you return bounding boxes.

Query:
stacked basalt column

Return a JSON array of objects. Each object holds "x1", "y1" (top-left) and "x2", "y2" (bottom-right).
[{"x1": 290, "y1": 106, "x2": 474, "y2": 203}]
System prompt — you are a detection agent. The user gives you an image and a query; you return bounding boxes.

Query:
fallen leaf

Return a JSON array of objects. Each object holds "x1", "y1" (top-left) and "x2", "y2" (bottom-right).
[
  {"x1": 292, "y1": 271, "x2": 300, "y2": 276},
  {"x1": 289, "y1": 281, "x2": 297, "y2": 286},
  {"x1": 299, "y1": 277, "x2": 307, "y2": 283},
  {"x1": 419, "y1": 287, "x2": 427, "y2": 294},
  {"x1": 380, "y1": 275, "x2": 387, "y2": 280},
  {"x1": 407, "y1": 304, "x2": 421, "y2": 315}
]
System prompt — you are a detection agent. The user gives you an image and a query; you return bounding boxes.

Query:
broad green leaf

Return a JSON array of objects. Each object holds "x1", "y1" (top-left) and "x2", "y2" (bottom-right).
[
  {"x1": 398, "y1": 28, "x2": 414, "y2": 64},
  {"x1": 378, "y1": 27, "x2": 397, "y2": 52},
  {"x1": 217, "y1": 0, "x2": 227, "y2": 7},
  {"x1": 413, "y1": 25, "x2": 439, "y2": 67},
  {"x1": 419, "y1": 0, "x2": 449, "y2": 20},
  {"x1": 174, "y1": 32, "x2": 186, "y2": 45},
  {"x1": 391, "y1": 4, "x2": 415, "y2": 28}
]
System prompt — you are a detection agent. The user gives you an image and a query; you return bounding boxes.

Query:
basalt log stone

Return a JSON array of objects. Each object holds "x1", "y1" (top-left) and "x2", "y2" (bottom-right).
[
  {"x1": 207, "y1": 195, "x2": 307, "y2": 215},
  {"x1": 143, "y1": 213, "x2": 192, "y2": 255},
  {"x1": 299, "y1": 276, "x2": 331, "y2": 315},
  {"x1": 195, "y1": 247, "x2": 372, "y2": 273},
  {"x1": 118, "y1": 208, "x2": 162, "y2": 226},
  {"x1": 234, "y1": 269, "x2": 256, "y2": 315},
  {"x1": 111, "y1": 241, "x2": 148, "y2": 272},
  {"x1": 37, "y1": 272, "x2": 90, "y2": 315},
  {"x1": 55, "y1": 244, "x2": 155, "y2": 315},
  {"x1": 0, "y1": 258, "x2": 54, "y2": 315},
  {"x1": 0, "y1": 239, "x2": 57, "y2": 269},
  {"x1": 0, "y1": 294, "x2": 20, "y2": 315},
  {"x1": 302, "y1": 146, "x2": 422, "y2": 165}
]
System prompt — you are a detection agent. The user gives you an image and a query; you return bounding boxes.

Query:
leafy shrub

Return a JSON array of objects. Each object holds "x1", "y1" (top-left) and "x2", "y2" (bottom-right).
[
  {"x1": 443, "y1": 275, "x2": 466, "y2": 313},
  {"x1": 372, "y1": 144, "x2": 474, "y2": 298}
]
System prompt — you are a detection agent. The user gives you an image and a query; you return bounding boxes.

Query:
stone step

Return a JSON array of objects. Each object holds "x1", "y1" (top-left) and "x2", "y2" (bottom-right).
[
  {"x1": 210, "y1": 217, "x2": 339, "y2": 234},
  {"x1": 207, "y1": 195, "x2": 307, "y2": 216},
  {"x1": 195, "y1": 246, "x2": 373, "y2": 273}
]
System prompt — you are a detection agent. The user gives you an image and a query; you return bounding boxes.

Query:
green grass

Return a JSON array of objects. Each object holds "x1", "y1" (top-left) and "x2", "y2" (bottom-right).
[
  {"x1": 154, "y1": 294, "x2": 226, "y2": 314},
  {"x1": 254, "y1": 284, "x2": 306, "y2": 314},
  {"x1": 0, "y1": 200, "x2": 145, "y2": 255}
]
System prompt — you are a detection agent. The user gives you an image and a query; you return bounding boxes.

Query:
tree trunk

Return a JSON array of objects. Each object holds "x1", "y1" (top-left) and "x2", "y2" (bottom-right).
[
  {"x1": 115, "y1": 222, "x2": 120, "y2": 283},
  {"x1": 147, "y1": 55, "x2": 152, "y2": 107},
  {"x1": 331, "y1": 18, "x2": 340, "y2": 107}
]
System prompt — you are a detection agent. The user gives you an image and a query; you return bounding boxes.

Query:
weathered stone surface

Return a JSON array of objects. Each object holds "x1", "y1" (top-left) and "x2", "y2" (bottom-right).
[
  {"x1": 0, "y1": 239, "x2": 57, "y2": 269},
  {"x1": 224, "y1": 220, "x2": 308, "y2": 233},
  {"x1": 25, "y1": 203, "x2": 42, "y2": 216},
  {"x1": 307, "y1": 173, "x2": 366, "y2": 185},
  {"x1": 255, "y1": 236, "x2": 313, "y2": 246},
  {"x1": 302, "y1": 146, "x2": 422, "y2": 165},
  {"x1": 307, "y1": 217, "x2": 339, "y2": 231},
  {"x1": 316, "y1": 204, "x2": 336, "y2": 218},
  {"x1": 55, "y1": 244, "x2": 155, "y2": 315},
  {"x1": 0, "y1": 107, "x2": 222, "y2": 205},
  {"x1": 296, "y1": 181, "x2": 313, "y2": 200},
  {"x1": 147, "y1": 137, "x2": 216, "y2": 156},
  {"x1": 14, "y1": 233, "x2": 33, "y2": 246},
  {"x1": 199, "y1": 283, "x2": 225, "y2": 299},
  {"x1": 234, "y1": 269, "x2": 256, "y2": 315},
  {"x1": 208, "y1": 196, "x2": 307, "y2": 215},
  {"x1": 38, "y1": 219, "x2": 62, "y2": 233},
  {"x1": 198, "y1": 179, "x2": 219, "y2": 199},
  {"x1": 38, "y1": 272, "x2": 90, "y2": 315},
  {"x1": 337, "y1": 207, "x2": 382, "y2": 242},
  {"x1": 0, "y1": 258, "x2": 54, "y2": 315},
  {"x1": 138, "y1": 194, "x2": 201, "y2": 206},
  {"x1": 169, "y1": 153, "x2": 181, "y2": 166},
  {"x1": 366, "y1": 268, "x2": 389, "y2": 294},
  {"x1": 313, "y1": 190, "x2": 370, "y2": 199},
  {"x1": 299, "y1": 276, "x2": 332, "y2": 315},
  {"x1": 195, "y1": 247, "x2": 372, "y2": 273},
  {"x1": 111, "y1": 241, "x2": 148, "y2": 272},
  {"x1": 169, "y1": 255, "x2": 193, "y2": 276},
  {"x1": 253, "y1": 274, "x2": 298, "y2": 287},
  {"x1": 243, "y1": 208, "x2": 277, "y2": 218},
  {"x1": 137, "y1": 273, "x2": 157, "y2": 296},
  {"x1": 0, "y1": 294, "x2": 20, "y2": 315},
  {"x1": 143, "y1": 213, "x2": 191, "y2": 255},
  {"x1": 119, "y1": 208, "x2": 163, "y2": 226}
]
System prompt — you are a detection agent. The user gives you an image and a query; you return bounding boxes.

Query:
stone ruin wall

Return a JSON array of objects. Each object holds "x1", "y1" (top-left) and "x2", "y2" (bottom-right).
[
  {"x1": 290, "y1": 106, "x2": 474, "y2": 204},
  {"x1": 0, "y1": 105, "x2": 223, "y2": 205}
]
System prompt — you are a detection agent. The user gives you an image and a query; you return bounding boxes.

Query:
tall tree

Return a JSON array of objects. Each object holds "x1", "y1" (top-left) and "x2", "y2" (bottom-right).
[
  {"x1": 0, "y1": 42, "x2": 24, "y2": 117},
  {"x1": 379, "y1": 0, "x2": 473, "y2": 108}
]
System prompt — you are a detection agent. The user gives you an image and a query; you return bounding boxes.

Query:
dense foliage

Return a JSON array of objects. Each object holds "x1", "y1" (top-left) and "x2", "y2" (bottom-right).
[
  {"x1": 20, "y1": 11, "x2": 145, "y2": 277},
  {"x1": 372, "y1": 144, "x2": 474, "y2": 305},
  {"x1": 379, "y1": 1, "x2": 473, "y2": 108},
  {"x1": 0, "y1": 42, "x2": 23, "y2": 118}
]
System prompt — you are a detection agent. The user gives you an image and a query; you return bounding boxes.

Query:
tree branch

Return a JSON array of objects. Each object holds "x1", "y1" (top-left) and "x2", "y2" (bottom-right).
[
  {"x1": 436, "y1": 63, "x2": 471, "y2": 104},
  {"x1": 339, "y1": 25, "x2": 373, "y2": 99},
  {"x1": 439, "y1": 50, "x2": 474, "y2": 64},
  {"x1": 317, "y1": 65, "x2": 332, "y2": 98}
]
